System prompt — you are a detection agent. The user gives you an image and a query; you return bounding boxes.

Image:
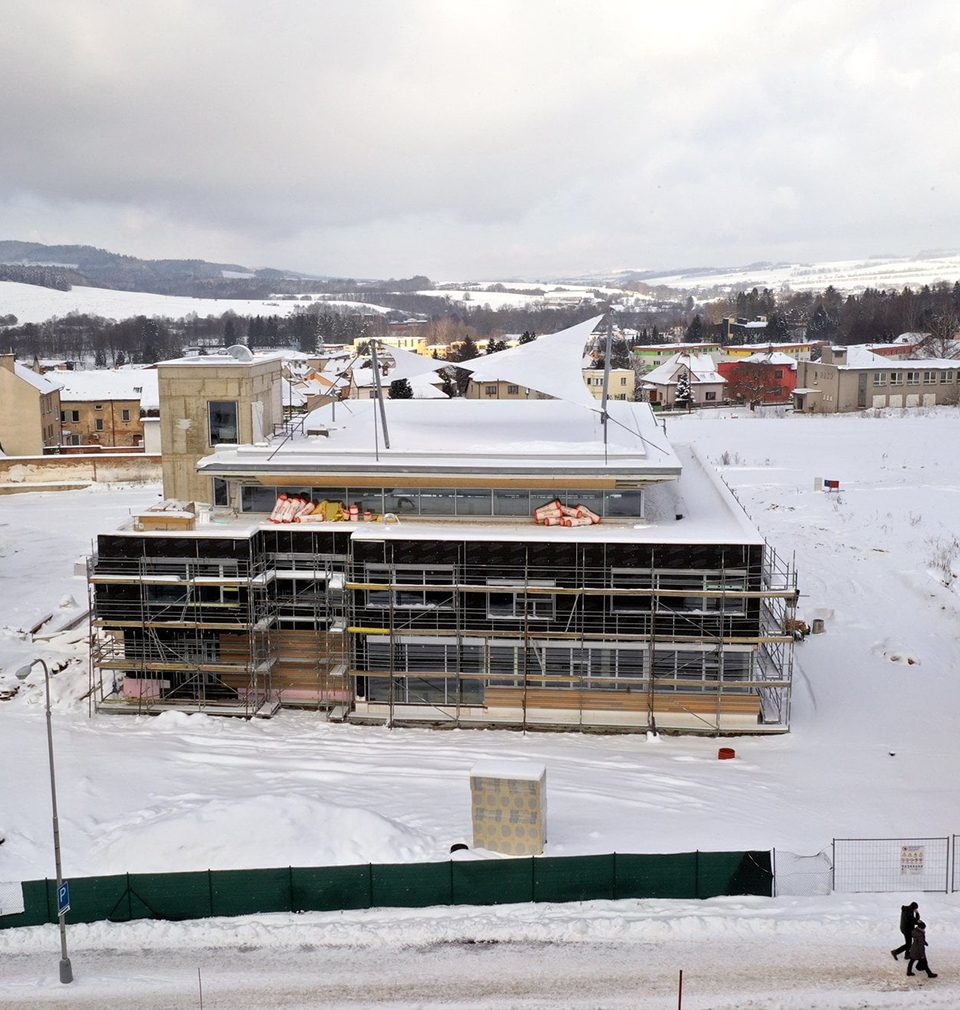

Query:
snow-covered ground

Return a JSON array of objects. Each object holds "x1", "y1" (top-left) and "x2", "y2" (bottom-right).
[
  {"x1": 0, "y1": 281, "x2": 386, "y2": 325},
  {"x1": 2, "y1": 407, "x2": 959, "y2": 1007}
]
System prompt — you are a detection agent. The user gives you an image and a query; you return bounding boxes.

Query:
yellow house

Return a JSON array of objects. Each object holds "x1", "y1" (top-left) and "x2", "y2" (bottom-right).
[
  {"x1": 0, "y1": 354, "x2": 62, "y2": 455},
  {"x1": 353, "y1": 334, "x2": 428, "y2": 356},
  {"x1": 582, "y1": 367, "x2": 635, "y2": 401}
]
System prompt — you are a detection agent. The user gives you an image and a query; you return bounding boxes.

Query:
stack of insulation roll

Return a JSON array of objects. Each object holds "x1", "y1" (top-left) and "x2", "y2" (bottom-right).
[
  {"x1": 269, "y1": 494, "x2": 317, "y2": 523},
  {"x1": 533, "y1": 500, "x2": 602, "y2": 527}
]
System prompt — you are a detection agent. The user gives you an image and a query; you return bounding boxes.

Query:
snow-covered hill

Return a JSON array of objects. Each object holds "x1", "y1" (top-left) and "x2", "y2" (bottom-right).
[
  {"x1": 0, "y1": 281, "x2": 386, "y2": 325},
  {"x1": 608, "y1": 251, "x2": 960, "y2": 295}
]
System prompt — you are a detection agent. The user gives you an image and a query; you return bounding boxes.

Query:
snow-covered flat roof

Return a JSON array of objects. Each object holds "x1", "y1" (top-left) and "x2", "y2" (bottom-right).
[
  {"x1": 197, "y1": 399, "x2": 682, "y2": 480},
  {"x1": 112, "y1": 444, "x2": 759, "y2": 546},
  {"x1": 157, "y1": 351, "x2": 285, "y2": 367}
]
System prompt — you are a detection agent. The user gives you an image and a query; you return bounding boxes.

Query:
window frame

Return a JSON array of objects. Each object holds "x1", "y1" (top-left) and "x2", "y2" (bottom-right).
[
  {"x1": 486, "y1": 578, "x2": 556, "y2": 621},
  {"x1": 208, "y1": 400, "x2": 239, "y2": 446},
  {"x1": 365, "y1": 564, "x2": 455, "y2": 610}
]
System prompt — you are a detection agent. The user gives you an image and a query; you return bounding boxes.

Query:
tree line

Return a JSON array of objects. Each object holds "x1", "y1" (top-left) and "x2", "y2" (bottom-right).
[{"x1": 2, "y1": 280, "x2": 958, "y2": 368}]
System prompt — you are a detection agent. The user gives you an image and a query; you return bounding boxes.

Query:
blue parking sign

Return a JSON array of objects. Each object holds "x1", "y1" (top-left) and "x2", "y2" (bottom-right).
[{"x1": 57, "y1": 882, "x2": 70, "y2": 916}]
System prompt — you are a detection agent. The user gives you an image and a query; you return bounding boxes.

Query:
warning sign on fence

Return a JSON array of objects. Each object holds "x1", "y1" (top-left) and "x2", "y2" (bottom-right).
[{"x1": 901, "y1": 845, "x2": 925, "y2": 875}]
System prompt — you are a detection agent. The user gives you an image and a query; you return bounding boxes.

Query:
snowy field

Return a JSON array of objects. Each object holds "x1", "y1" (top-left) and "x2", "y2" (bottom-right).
[
  {"x1": 644, "y1": 251, "x2": 960, "y2": 295},
  {"x1": 2, "y1": 407, "x2": 960, "y2": 1007},
  {"x1": 0, "y1": 281, "x2": 386, "y2": 325}
]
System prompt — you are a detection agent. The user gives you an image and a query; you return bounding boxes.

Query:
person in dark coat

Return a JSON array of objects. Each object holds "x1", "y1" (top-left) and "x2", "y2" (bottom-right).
[
  {"x1": 906, "y1": 921, "x2": 937, "y2": 978},
  {"x1": 892, "y1": 902, "x2": 919, "y2": 959}
]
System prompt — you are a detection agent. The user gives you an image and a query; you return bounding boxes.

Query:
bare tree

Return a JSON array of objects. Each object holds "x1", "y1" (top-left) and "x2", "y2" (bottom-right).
[
  {"x1": 725, "y1": 362, "x2": 786, "y2": 410},
  {"x1": 917, "y1": 310, "x2": 959, "y2": 359}
]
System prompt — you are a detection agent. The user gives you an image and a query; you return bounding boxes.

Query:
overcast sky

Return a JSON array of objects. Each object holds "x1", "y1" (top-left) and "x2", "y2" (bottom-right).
[{"x1": 2, "y1": 0, "x2": 958, "y2": 280}]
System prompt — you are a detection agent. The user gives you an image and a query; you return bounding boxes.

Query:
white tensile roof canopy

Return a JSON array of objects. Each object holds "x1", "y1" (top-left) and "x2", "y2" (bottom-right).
[{"x1": 456, "y1": 315, "x2": 605, "y2": 409}]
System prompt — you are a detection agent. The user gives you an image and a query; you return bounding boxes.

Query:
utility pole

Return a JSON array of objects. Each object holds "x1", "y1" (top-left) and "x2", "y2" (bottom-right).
[
  {"x1": 370, "y1": 341, "x2": 391, "y2": 450},
  {"x1": 601, "y1": 318, "x2": 613, "y2": 464}
]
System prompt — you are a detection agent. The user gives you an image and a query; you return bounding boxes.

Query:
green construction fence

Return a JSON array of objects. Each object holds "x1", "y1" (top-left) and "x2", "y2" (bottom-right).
[{"x1": 0, "y1": 850, "x2": 772, "y2": 931}]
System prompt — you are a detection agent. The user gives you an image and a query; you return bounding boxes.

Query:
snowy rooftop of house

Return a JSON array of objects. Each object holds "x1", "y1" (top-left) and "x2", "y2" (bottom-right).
[
  {"x1": 13, "y1": 362, "x2": 62, "y2": 395},
  {"x1": 740, "y1": 351, "x2": 798, "y2": 367},
  {"x1": 642, "y1": 352, "x2": 726, "y2": 386},
  {"x1": 833, "y1": 345, "x2": 960, "y2": 369},
  {"x1": 196, "y1": 399, "x2": 681, "y2": 480},
  {"x1": 57, "y1": 368, "x2": 158, "y2": 403}
]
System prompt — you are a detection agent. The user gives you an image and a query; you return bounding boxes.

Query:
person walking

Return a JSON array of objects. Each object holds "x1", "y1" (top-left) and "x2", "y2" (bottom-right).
[
  {"x1": 892, "y1": 902, "x2": 919, "y2": 960},
  {"x1": 906, "y1": 921, "x2": 938, "y2": 978}
]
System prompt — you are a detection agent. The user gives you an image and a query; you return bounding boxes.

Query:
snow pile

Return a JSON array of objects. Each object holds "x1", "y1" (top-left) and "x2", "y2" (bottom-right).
[{"x1": 91, "y1": 793, "x2": 433, "y2": 874}]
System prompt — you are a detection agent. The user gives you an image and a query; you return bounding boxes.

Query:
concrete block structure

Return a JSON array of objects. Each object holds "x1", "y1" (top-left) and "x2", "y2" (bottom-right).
[{"x1": 158, "y1": 350, "x2": 283, "y2": 504}]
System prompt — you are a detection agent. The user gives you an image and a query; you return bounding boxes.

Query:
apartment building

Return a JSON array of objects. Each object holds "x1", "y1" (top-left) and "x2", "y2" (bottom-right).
[{"x1": 793, "y1": 345, "x2": 960, "y2": 413}]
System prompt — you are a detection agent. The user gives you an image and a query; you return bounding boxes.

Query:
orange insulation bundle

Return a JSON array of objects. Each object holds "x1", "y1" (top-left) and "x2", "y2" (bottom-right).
[
  {"x1": 533, "y1": 500, "x2": 563, "y2": 522},
  {"x1": 575, "y1": 504, "x2": 602, "y2": 524},
  {"x1": 269, "y1": 493, "x2": 289, "y2": 523}
]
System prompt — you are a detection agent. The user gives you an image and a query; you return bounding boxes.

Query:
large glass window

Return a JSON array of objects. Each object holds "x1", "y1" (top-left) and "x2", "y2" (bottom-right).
[
  {"x1": 657, "y1": 572, "x2": 746, "y2": 614},
  {"x1": 418, "y1": 489, "x2": 456, "y2": 515},
  {"x1": 493, "y1": 489, "x2": 530, "y2": 515},
  {"x1": 365, "y1": 565, "x2": 454, "y2": 609},
  {"x1": 487, "y1": 579, "x2": 555, "y2": 620},
  {"x1": 603, "y1": 489, "x2": 643, "y2": 517},
  {"x1": 383, "y1": 488, "x2": 419, "y2": 514},
  {"x1": 456, "y1": 489, "x2": 492, "y2": 515},
  {"x1": 208, "y1": 401, "x2": 238, "y2": 445},
  {"x1": 346, "y1": 488, "x2": 383, "y2": 513},
  {"x1": 610, "y1": 569, "x2": 653, "y2": 613},
  {"x1": 213, "y1": 478, "x2": 229, "y2": 507},
  {"x1": 241, "y1": 485, "x2": 277, "y2": 512}
]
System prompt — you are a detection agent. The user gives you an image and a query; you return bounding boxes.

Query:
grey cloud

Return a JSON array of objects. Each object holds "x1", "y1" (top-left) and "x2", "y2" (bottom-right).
[{"x1": 1, "y1": 0, "x2": 958, "y2": 278}]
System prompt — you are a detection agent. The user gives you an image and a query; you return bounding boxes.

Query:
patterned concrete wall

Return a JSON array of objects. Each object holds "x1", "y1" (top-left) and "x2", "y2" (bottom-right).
[{"x1": 470, "y1": 762, "x2": 547, "y2": 856}]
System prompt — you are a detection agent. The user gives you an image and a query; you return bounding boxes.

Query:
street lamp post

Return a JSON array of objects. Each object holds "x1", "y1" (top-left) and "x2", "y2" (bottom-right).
[{"x1": 15, "y1": 658, "x2": 73, "y2": 984}]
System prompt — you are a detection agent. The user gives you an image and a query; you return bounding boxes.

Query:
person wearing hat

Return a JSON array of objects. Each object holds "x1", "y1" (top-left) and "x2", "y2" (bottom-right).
[{"x1": 906, "y1": 920, "x2": 938, "y2": 978}]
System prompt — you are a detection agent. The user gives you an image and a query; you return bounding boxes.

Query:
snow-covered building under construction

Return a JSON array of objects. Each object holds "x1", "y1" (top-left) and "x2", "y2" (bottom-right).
[{"x1": 87, "y1": 318, "x2": 798, "y2": 734}]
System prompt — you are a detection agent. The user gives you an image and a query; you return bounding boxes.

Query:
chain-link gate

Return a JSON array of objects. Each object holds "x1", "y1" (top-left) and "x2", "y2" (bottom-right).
[{"x1": 833, "y1": 837, "x2": 949, "y2": 893}]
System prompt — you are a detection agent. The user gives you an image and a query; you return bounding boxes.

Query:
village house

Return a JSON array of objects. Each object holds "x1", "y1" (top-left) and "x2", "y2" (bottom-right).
[
  {"x1": 57, "y1": 369, "x2": 158, "y2": 448},
  {"x1": 0, "y1": 353, "x2": 62, "y2": 456},
  {"x1": 641, "y1": 352, "x2": 727, "y2": 408},
  {"x1": 717, "y1": 351, "x2": 797, "y2": 405}
]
